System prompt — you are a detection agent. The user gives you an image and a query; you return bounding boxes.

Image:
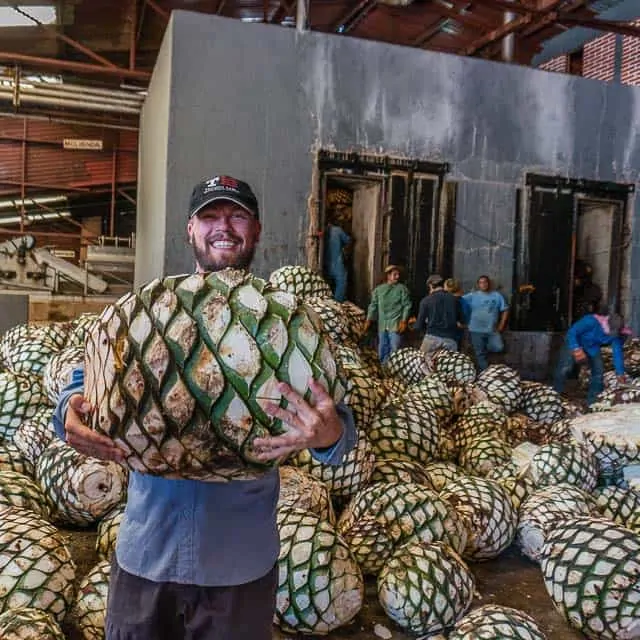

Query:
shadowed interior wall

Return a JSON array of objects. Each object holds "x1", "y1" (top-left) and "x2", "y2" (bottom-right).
[
  {"x1": 135, "y1": 20, "x2": 172, "y2": 288},
  {"x1": 138, "y1": 11, "x2": 640, "y2": 329}
]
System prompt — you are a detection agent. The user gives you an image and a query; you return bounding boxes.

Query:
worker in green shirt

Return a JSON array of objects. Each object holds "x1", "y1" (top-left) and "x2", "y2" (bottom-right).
[{"x1": 364, "y1": 265, "x2": 413, "y2": 363}]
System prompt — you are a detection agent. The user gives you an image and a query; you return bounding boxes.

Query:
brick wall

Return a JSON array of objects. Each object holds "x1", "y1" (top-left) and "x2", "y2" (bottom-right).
[
  {"x1": 582, "y1": 33, "x2": 617, "y2": 81},
  {"x1": 621, "y1": 20, "x2": 640, "y2": 86},
  {"x1": 539, "y1": 55, "x2": 568, "y2": 73}
]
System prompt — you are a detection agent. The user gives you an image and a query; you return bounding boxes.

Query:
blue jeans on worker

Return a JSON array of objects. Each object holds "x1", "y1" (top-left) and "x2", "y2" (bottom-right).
[
  {"x1": 469, "y1": 331, "x2": 504, "y2": 371},
  {"x1": 326, "y1": 268, "x2": 348, "y2": 302},
  {"x1": 378, "y1": 330, "x2": 402, "y2": 363},
  {"x1": 553, "y1": 346, "x2": 604, "y2": 405}
]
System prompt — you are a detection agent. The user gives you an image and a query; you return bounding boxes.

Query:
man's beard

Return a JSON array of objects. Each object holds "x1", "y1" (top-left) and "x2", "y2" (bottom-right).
[{"x1": 191, "y1": 237, "x2": 256, "y2": 272}]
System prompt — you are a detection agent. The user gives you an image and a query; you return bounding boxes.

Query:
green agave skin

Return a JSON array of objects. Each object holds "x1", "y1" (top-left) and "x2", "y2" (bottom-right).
[
  {"x1": 441, "y1": 477, "x2": 517, "y2": 561},
  {"x1": 0, "y1": 507, "x2": 76, "y2": 624},
  {"x1": 0, "y1": 441, "x2": 33, "y2": 478},
  {"x1": 84, "y1": 269, "x2": 345, "y2": 481},
  {"x1": 476, "y1": 365, "x2": 522, "y2": 414},
  {"x1": 267, "y1": 266, "x2": 333, "y2": 301},
  {"x1": 540, "y1": 517, "x2": 640, "y2": 640},
  {"x1": 377, "y1": 540, "x2": 475, "y2": 637},
  {"x1": 275, "y1": 507, "x2": 364, "y2": 635},
  {"x1": 42, "y1": 346, "x2": 84, "y2": 405},
  {"x1": 35, "y1": 440, "x2": 127, "y2": 527},
  {"x1": 11, "y1": 406, "x2": 55, "y2": 467},
  {"x1": 519, "y1": 381, "x2": 564, "y2": 425},
  {"x1": 74, "y1": 559, "x2": 111, "y2": 640},
  {"x1": 96, "y1": 503, "x2": 126, "y2": 561},
  {"x1": 450, "y1": 604, "x2": 548, "y2": 639},
  {"x1": 0, "y1": 372, "x2": 48, "y2": 441},
  {"x1": 0, "y1": 606, "x2": 66, "y2": 640},
  {"x1": 0, "y1": 470, "x2": 49, "y2": 519},
  {"x1": 337, "y1": 481, "x2": 468, "y2": 575}
]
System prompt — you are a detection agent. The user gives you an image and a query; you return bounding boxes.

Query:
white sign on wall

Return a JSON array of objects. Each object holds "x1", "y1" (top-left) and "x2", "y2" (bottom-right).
[{"x1": 63, "y1": 139, "x2": 104, "y2": 151}]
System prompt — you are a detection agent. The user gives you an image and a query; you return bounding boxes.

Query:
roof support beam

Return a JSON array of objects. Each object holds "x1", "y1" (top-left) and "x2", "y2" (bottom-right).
[
  {"x1": 129, "y1": 0, "x2": 137, "y2": 70},
  {"x1": 332, "y1": 0, "x2": 376, "y2": 33},
  {"x1": 9, "y1": 5, "x2": 118, "y2": 69},
  {"x1": 459, "y1": 0, "x2": 584, "y2": 56},
  {"x1": 471, "y1": 0, "x2": 543, "y2": 15},
  {"x1": 412, "y1": 18, "x2": 448, "y2": 47},
  {"x1": 144, "y1": 0, "x2": 170, "y2": 21},
  {"x1": 431, "y1": 2, "x2": 495, "y2": 31},
  {"x1": 0, "y1": 51, "x2": 151, "y2": 82},
  {"x1": 558, "y1": 17, "x2": 640, "y2": 38}
]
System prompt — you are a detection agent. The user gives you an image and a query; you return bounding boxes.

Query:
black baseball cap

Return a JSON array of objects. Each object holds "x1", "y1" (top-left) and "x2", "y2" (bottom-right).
[{"x1": 188, "y1": 175, "x2": 259, "y2": 219}]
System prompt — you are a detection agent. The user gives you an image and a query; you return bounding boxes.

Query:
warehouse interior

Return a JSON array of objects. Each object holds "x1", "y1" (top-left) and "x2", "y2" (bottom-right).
[{"x1": 1, "y1": 2, "x2": 640, "y2": 640}]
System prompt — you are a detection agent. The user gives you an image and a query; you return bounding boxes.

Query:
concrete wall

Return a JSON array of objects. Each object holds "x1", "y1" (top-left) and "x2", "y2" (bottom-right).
[
  {"x1": 0, "y1": 294, "x2": 28, "y2": 336},
  {"x1": 138, "y1": 11, "x2": 640, "y2": 328},
  {"x1": 135, "y1": 20, "x2": 173, "y2": 288}
]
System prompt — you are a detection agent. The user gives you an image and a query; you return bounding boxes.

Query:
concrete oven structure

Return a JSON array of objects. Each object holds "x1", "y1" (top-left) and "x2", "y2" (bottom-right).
[{"x1": 138, "y1": 10, "x2": 640, "y2": 377}]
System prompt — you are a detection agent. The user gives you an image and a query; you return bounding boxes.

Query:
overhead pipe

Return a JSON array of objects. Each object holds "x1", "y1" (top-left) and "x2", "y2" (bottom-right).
[
  {"x1": 2, "y1": 74, "x2": 145, "y2": 107},
  {"x1": 27, "y1": 80, "x2": 145, "y2": 102},
  {"x1": 0, "y1": 74, "x2": 142, "y2": 115},
  {"x1": 17, "y1": 94, "x2": 141, "y2": 115},
  {"x1": 20, "y1": 85, "x2": 144, "y2": 108},
  {"x1": 0, "y1": 89, "x2": 141, "y2": 115}
]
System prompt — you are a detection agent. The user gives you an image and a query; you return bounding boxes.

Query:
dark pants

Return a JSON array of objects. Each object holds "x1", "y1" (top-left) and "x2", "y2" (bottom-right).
[
  {"x1": 105, "y1": 558, "x2": 277, "y2": 640},
  {"x1": 553, "y1": 345, "x2": 604, "y2": 405}
]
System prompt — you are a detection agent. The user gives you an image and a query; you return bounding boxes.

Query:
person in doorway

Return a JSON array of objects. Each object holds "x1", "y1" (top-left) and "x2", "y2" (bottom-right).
[
  {"x1": 445, "y1": 277, "x2": 470, "y2": 349},
  {"x1": 415, "y1": 274, "x2": 463, "y2": 354},
  {"x1": 323, "y1": 211, "x2": 352, "y2": 302},
  {"x1": 553, "y1": 305, "x2": 626, "y2": 405},
  {"x1": 53, "y1": 175, "x2": 357, "y2": 640},
  {"x1": 463, "y1": 275, "x2": 509, "y2": 371},
  {"x1": 573, "y1": 260, "x2": 603, "y2": 321},
  {"x1": 364, "y1": 265, "x2": 412, "y2": 363}
]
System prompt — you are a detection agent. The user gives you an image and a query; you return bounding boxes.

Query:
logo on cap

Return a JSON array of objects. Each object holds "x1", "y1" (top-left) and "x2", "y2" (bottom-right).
[{"x1": 203, "y1": 176, "x2": 240, "y2": 194}]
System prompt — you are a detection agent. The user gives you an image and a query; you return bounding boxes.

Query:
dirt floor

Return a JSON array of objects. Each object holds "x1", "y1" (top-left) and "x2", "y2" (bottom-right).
[{"x1": 61, "y1": 529, "x2": 584, "y2": 640}]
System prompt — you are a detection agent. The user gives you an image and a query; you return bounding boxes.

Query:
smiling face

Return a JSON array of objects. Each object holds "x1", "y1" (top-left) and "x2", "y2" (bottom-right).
[
  {"x1": 386, "y1": 268, "x2": 400, "y2": 284},
  {"x1": 187, "y1": 201, "x2": 261, "y2": 273}
]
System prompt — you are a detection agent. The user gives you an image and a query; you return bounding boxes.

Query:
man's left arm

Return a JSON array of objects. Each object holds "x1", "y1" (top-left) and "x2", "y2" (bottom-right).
[
  {"x1": 497, "y1": 293, "x2": 510, "y2": 332},
  {"x1": 309, "y1": 401, "x2": 356, "y2": 466}
]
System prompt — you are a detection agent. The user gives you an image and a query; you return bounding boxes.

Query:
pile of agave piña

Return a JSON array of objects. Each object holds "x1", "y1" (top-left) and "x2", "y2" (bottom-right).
[{"x1": 0, "y1": 264, "x2": 639, "y2": 639}]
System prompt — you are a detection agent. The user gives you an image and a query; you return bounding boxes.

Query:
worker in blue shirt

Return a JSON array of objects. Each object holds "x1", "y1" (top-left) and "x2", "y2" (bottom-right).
[
  {"x1": 323, "y1": 212, "x2": 352, "y2": 302},
  {"x1": 53, "y1": 175, "x2": 356, "y2": 640},
  {"x1": 463, "y1": 275, "x2": 509, "y2": 371},
  {"x1": 553, "y1": 306, "x2": 626, "y2": 405}
]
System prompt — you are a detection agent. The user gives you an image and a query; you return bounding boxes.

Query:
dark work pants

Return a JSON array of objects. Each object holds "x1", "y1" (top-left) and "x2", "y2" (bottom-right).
[
  {"x1": 553, "y1": 345, "x2": 604, "y2": 405},
  {"x1": 105, "y1": 558, "x2": 278, "y2": 640}
]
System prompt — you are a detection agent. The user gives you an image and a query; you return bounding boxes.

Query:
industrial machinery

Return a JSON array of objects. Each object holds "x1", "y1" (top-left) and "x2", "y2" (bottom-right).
[{"x1": 0, "y1": 235, "x2": 133, "y2": 295}]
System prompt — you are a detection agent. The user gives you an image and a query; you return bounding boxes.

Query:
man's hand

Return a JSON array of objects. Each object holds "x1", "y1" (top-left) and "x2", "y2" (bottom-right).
[
  {"x1": 65, "y1": 394, "x2": 125, "y2": 463},
  {"x1": 572, "y1": 348, "x2": 588, "y2": 363},
  {"x1": 253, "y1": 381, "x2": 343, "y2": 462},
  {"x1": 398, "y1": 320, "x2": 408, "y2": 334},
  {"x1": 363, "y1": 319, "x2": 373, "y2": 333}
]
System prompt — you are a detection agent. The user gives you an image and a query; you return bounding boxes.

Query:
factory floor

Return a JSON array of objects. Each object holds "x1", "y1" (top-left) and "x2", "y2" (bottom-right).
[{"x1": 61, "y1": 530, "x2": 583, "y2": 640}]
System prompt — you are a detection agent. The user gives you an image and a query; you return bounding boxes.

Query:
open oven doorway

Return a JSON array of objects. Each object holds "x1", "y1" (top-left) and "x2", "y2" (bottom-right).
[{"x1": 321, "y1": 174, "x2": 383, "y2": 310}]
